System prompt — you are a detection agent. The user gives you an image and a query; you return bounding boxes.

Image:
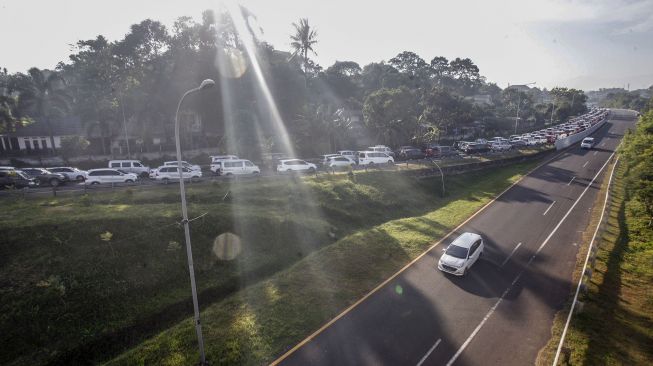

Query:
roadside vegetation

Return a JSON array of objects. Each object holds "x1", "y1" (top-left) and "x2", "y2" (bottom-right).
[
  {"x1": 103, "y1": 162, "x2": 538, "y2": 365},
  {"x1": 538, "y1": 107, "x2": 653, "y2": 365},
  {"x1": 0, "y1": 161, "x2": 538, "y2": 366}
]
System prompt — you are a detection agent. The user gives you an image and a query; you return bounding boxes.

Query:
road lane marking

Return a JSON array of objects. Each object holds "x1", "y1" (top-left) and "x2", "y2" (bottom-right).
[
  {"x1": 543, "y1": 201, "x2": 556, "y2": 216},
  {"x1": 500, "y1": 242, "x2": 522, "y2": 268},
  {"x1": 582, "y1": 161, "x2": 589, "y2": 168},
  {"x1": 416, "y1": 338, "x2": 442, "y2": 366},
  {"x1": 270, "y1": 140, "x2": 608, "y2": 365},
  {"x1": 593, "y1": 151, "x2": 598, "y2": 156},
  {"x1": 447, "y1": 151, "x2": 616, "y2": 366},
  {"x1": 601, "y1": 142, "x2": 605, "y2": 147},
  {"x1": 567, "y1": 176, "x2": 575, "y2": 186},
  {"x1": 446, "y1": 271, "x2": 524, "y2": 366}
]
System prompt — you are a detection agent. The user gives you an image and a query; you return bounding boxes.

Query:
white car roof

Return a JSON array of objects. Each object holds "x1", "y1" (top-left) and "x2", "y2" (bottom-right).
[{"x1": 450, "y1": 232, "x2": 482, "y2": 249}]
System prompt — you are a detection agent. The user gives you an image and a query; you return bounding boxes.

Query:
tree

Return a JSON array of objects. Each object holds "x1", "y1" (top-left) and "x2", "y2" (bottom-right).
[
  {"x1": 60, "y1": 135, "x2": 90, "y2": 161},
  {"x1": 389, "y1": 51, "x2": 429, "y2": 84},
  {"x1": 419, "y1": 87, "x2": 473, "y2": 142},
  {"x1": 290, "y1": 18, "x2": 318, "y2": 74},
  {"x1": 429, "y1": 56, "x2": 450, "y2": 79},
  {"x1": 363, "y1": 87, "x2": 419, "y2": 146},
  {"x1": 550, "y1": 87, "x2": 587, "y2": 119},
  {"x1": 448, "y1": 57, "x2": 481, "y2": 95},
  {"x1": 0, "y1": 69, "x2": 32, "y2": 133},
  {"x1": 16, "y1": 68, "x2": 71, "y2": 155}
]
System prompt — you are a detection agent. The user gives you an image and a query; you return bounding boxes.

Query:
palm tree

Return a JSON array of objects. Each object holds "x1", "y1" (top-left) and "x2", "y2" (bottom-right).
[
  {"x1": 19, "y1": 68, "x2": 71, "y2": 155},
  {"x1": 290, "y1": 18, "x2": 318, "y2": 74}
]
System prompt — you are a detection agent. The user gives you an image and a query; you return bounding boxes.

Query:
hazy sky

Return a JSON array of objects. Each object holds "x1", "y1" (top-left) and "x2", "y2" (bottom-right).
[{"x1": 1, "y1": 0, "x2": 652, "y2": 90}]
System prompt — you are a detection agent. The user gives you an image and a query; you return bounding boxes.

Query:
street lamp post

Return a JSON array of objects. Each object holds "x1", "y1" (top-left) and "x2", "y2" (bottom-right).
[
  {"x1": 512, "y1": 82, "x2": 536, "y2": 134},
  {"x1": 174, "y1": 79, "x2": 215, "y2": 366},
  {"x1": 430, "y1": 159, "x2": 445, "y2": 197}
]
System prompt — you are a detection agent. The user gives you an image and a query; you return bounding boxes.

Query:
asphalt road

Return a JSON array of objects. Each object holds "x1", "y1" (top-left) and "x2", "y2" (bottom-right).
[{"x1": 273, "y1": 110, "x2": 637, "y2": 366}]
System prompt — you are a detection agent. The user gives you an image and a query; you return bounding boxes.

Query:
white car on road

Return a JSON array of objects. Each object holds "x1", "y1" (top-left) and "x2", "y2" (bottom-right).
[
  {"x1": 326, "y1": 156, "x2": 356, "y2": 169},
  {"x1": 152, "y1": 166, "x2": 202, "y2": 183},
  {"x1": 48, "y1": 167, "x2": 88, "y2": 181},
  {"x1": 85, "y1": 169, "x2": 138, "y2": 185},
  {"x1": 210, "y1": 155, "x2": 238, "y2": 174},
  {"x1": 163, "y1": 161, "x2": 201, "y2": 172},
  {"x1": 438, "y1": 232, "x2": 484, "y2": 276},
  {"x1": 580, "y1": 137, "x2": 595, "y2": 149},
  {"x1": 277, "y1": 159, "x2": 317, "y2": 173}
]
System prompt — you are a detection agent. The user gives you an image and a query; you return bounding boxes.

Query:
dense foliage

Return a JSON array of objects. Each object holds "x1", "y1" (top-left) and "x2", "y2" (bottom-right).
[
  {"x1": 0, "y1": 9, "x2": 588, "y2": 157},
  {"x1": 621, "y1": 100, "x2": 653, "y2": 225}
]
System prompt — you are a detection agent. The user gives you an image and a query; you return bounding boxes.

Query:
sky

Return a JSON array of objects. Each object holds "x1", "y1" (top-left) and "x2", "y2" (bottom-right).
[{"x1": 1, "y1": 0, "x2": 652, "y2": 91}]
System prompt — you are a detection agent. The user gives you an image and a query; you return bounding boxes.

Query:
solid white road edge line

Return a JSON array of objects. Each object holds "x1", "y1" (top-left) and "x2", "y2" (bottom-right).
[
  {"x1": 552, "y1": 157, "x2": 619, "y2": 365},
  {"x1": 501, "y1": 242, "x2": 522, "y2": 268},
  {"x1": 567, "y1": 176, "x2": 575, "y2": 186},
  {"x1": 416, "y1": 338, "x2": 442, "y2": 366},
  {"x1": 446, "y1": 151, "x2": 616, "y2": 366},
  {"x1": 543, "y1": 201, "x2": 556, "y2": 216}
]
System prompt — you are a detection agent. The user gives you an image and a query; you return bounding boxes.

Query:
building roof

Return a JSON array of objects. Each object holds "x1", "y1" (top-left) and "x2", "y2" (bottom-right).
[{"x1": 5, "y1": 116, "x2": 83, "y2": 137}]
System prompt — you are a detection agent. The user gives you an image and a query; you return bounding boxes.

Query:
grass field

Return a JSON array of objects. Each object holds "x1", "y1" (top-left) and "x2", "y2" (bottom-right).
[
  {"x1": 537, "y1": 162, "x2": 653, "y2": 365},
  {"x1": 0, "y1": 161, "x2": 539, "y2": 366}
]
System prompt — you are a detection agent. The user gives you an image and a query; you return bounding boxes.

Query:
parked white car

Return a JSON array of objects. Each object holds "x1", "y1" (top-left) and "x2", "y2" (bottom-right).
[
  {"x1": 438, "y1": 232, "x2": 484, "y2": 276},
  {"x1": 47, "y1": 167, "x2": 88, "y2": 181},
  {"x1": 276, "y1": 159, "x2": 317, "y2": 173},
  {"x1": 85, "y1": 169, "x2": 138, "y2": 185},
  {"x1": 358, "y1": 151, "x2": 394, "y2": 166},
  {"x1": 368, "y1": 145, "x2": 395, "y2": 157},
  {"x1": 580, "y1": 137, "x2": 595, "y2": 149},
  {"x1": 338, "y1": 150, "x2": 358, "y2": 162},
  {"x1": 108, "y1": 160, "x2": 150, "y2": 177},
  {"x1": 321, "y1": 154, "x2": 341, "y2": 165},
  {"x1": 326, "y1": 156, "x2": 356, "y2": 169},
  {"x1": 152, "y1": 166, "x2": 202, "y2": 183},
  {"x1": 210, "y1": 155, "x2": 239, "y2": 174},
  {"x1": 221, "y1": 159, "x2": 261, "y2": 175},
  {"x1": 163, "y1": 161, "x2": 201, "y2": 172},
  {"x1": 490, "y1": 141, "x2": 512, "y2": 151}
]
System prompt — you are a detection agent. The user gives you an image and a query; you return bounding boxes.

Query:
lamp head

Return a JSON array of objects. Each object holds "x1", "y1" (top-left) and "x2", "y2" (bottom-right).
[{"x1": 199, "y1": 79, "x2": 215, "y2": 91}]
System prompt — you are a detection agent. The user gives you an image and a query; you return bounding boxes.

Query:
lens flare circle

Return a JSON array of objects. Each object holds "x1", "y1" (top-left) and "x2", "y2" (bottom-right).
[{"x1": 212, "y1": 232, "x2": 242, "y2": 260}]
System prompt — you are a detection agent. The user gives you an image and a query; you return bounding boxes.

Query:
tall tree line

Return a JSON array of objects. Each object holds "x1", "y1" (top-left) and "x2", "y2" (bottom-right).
[{"x1": 0, "y1": 9, "x2": 589, "y2": 157}]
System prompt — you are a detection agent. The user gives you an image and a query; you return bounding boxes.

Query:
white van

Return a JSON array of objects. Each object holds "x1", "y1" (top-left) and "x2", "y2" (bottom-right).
[
  {"x1": 221, "y1": 159, "x2": 260, "y2": 176},
  {"x1": 358, "y1": 151, "x2": 394, "y2": 166},
  {"x1": 108, "y1": 160, "x2": 150, "y2": 177}
]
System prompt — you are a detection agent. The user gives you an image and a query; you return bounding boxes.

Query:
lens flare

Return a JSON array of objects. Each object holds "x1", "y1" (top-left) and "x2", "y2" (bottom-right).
[{"x1": 212, "y1": 232, "x2": 242, "y2": 260}]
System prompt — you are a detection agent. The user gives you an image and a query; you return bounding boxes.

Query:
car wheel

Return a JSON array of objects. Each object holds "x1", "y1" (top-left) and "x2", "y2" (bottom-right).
[
  {"x1": 387, "y1": 160, "x2": 394, "y2": 165},
  {"x1": 252, "y1": 171, "x2": 260, "y2": 175},
  {"x1": 49, "y1": 178, "x2": 60, "y2": 187},
  {"x1": 368, "y1": 162, "x2": 374, "y2": 166},
  {"x1": 308, "y1": 167, "x2": 316, "y2": 173},
  {"x1": 76, "y1": 175, "x2": 85, "y2": 181},
  {"x1": 192, "y1": 175, "x2": 199, "y2": 179},
  {"x1": 125, "y1": 179, "x2": 134, "y2": 183},
  {"x1": 162, "y1": 178, "x2": 169, "y2": 184}
]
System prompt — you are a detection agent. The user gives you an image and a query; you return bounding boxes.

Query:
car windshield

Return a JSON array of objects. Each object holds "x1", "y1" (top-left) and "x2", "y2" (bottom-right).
[{"x1": 445, "y1": 244, "x2": 469, "y2": 259}]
